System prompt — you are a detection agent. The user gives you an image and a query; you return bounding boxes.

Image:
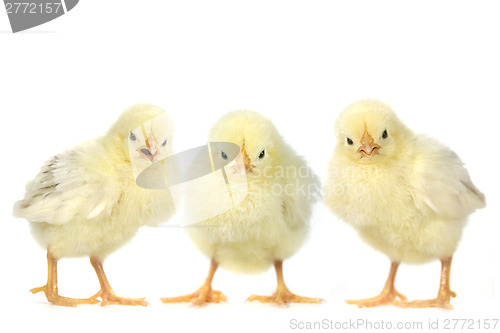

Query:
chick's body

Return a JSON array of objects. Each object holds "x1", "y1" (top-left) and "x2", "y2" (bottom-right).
[
  {"x1": 28, "y1": 142, "x2": 173, "y2": 260},
  {"x1": 188, "y1": 143, "x2": 312, "y2": 274},
  {"x1": 327, "y1": 138, "x2": 471, "y2": 264},
  {"x1": 14, "y1": 104, "x2": 175, "y2": 307},
  {"x1": 163, "y1": 110, "x2": 321, "y2": 305},
  {"x1": 325, "y1": 99, "x2": 485, "y2": 309}
]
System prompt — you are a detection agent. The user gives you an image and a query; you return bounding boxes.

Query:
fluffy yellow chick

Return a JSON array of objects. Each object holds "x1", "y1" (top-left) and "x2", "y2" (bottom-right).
[
  {"x1": 324, "y1": 99, "x2": 485, "y2": 309},
  {"x1": 13, "y1": 104, "x2": 175, "y2": 307},
  {"x1": 161, "y1": 110, "x2": 322, "y2": 306}
]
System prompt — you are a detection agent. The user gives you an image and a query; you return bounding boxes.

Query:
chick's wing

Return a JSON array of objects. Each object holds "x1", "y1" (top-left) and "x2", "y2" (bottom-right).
[
  {"x1": 281, "y1": 153, "x2": 321, "y2": 228},
  {"x1": 14, "y1": 145, "x2": 121, "y2": 225},
  {"x1": 409, "y1": 137, "x2": 485, "y2": 219}
]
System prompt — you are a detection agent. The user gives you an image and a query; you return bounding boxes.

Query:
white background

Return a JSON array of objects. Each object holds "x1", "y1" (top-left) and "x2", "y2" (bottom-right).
[{"x1": 1, "y1": 1, "x2": 499, "y2": 332}]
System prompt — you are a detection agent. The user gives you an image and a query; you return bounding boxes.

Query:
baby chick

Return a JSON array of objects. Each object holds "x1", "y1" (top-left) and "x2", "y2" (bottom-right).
[
  {"x1": 324, "y1": 99, "x2": 485, "y2": 309},
  {"x1": 161, "y1": 110, "x2": 321, "y2": 306},
  {"x1": 13, "y1": 104, "x2": 175, "y2": 307}
]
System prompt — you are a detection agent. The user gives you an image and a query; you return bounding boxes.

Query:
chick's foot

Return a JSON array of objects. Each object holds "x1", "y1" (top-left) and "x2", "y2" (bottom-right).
[
  {"x1": 402, "y1": 257, "x2": 455, "y2": 310},
  {"x1": 88, "y1": 257, "x2": 148, "y2": 306},
  {"x1": 401, "y1": 296, "x2": 454, "y2": 310},
  {"x1": 247, "y1": 288, "x2": 323, "y2": 306},
  {"x1": 346, "y1": 261, "x2": 405, "y2": 308},
  {"x1": 31, "y1": 285, "x2": 99, "y2": 307},
  {"x1": 89, "y1": 289, "x2": 148, "y2": 306},
  {"x1": 161, "y1": 259, "x2": 226, "y2": 306},
  {"x1": 401, "y1": 288, "x2": 456, "y2": 310},
  {"x1": 247, "y1": 260, "x2": 322, "y2": 306},
  {"x1": 161, "y1": 285, "x2": 227, "y2": 306},
  {"x1": 346, "y1": 288, "x2": 407, "y2": 308}
]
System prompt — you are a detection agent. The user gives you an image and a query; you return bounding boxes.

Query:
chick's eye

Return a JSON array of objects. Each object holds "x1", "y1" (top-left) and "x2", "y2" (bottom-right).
[
  {"x1": 221, "y1": 151, "x2": 228, "y2": 160},
  {"x1": 162, "y1": 139, "x2": 167, "y2": 146},
  {"x1": 130, "y1": 132, "x2": 136, "y2": 141},
  {"x1": 382, "y1": 129, "x2": 388, "y2": 139},
  {"x1": 346, "y1": 138, "x2": 353, "y2": 145},
  {"x1": 259, "y1": 150, "x2": 265, "y2": 159}
]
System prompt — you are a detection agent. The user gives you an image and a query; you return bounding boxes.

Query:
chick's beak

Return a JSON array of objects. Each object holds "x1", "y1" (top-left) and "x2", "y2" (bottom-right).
[
  {"x1": 358, "y1": 130, "x2": 380, "y2": 157},
  {"x1": 241, "y1": 145, "x2": 254, "y2": 173},
  {"x1": 138, "y1": 135, "x2": 158, "y2": 162}
]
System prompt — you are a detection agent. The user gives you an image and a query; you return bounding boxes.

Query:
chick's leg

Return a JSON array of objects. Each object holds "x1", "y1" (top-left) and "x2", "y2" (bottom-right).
[
  {"x1": 30, "y1": 250, "x2": 98, "y2": 307},
  {"x1": 88, "y1": 257, "x2": 148, "y2": 306},
  {"x1": 161, "y1": 259, "x2": 227, "y2": 306},
  {"x1": 402, "y1": 256, "x2": 456, "y2": 309},
  {"x1": 346, "y1": 261, "x2": 406, "y2": 308},
  {"x1": 247, "y1": 260, "x2": 322, "y2": 306}
]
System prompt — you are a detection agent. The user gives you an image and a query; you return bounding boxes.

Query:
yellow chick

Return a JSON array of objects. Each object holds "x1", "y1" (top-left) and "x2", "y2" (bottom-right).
[
  {"x1": 13, "y1": 104, "x2": 175, "y2": 307},
  {"x1": 324, "y1": 99, "x2": 485, "y2": 309},
  {"x1": 161, "y1": 110, "x2": 322, "y2": 306}
]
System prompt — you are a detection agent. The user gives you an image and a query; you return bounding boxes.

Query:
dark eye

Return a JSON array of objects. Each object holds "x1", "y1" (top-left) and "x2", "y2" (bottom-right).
[
  {"x1": 346, "y1": 138, "x2": 353, "y2": 145},
  {"x1": 162, "y1": 139, "x2": 167, "y2": 146},
  {"x1": 259, "y1": 150, "x2": 265, "y2": 159},
  {"x1": 221, "y1": 151, "x2": 228, "y2": 160},
  {"x1": 130, "y1": 132, "x2": 136, "y2": 141},
  {"x1": 382, "y1": 129, "x2": 388, "y2": 139}
]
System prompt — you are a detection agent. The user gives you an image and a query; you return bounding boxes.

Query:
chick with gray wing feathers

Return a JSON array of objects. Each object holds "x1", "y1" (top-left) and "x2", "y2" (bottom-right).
[{"x1": 13, "y1": 104, "x2": 175, "y2": 307}]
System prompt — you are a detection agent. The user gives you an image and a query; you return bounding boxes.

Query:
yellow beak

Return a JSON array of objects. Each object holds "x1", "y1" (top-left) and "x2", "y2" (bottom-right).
[
  {"x1": 358, "y1": 129, "x2": 380, "y2": 156},
  {"x1": 138, "y1": 135, "x2": 158, "y2": 162},
  {"x1": 241, "y1": 145, "x2": 253, "y2": 172}
]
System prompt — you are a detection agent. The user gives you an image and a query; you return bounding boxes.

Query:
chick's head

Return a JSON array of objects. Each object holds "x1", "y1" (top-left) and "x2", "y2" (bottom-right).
[
  {"x1": 209, "y1": 110, "x2": 283, "y2": 179},
  {"x1": 106, "y1": 104, "x2": 175, "y2": 168},
  {"x1": 335, "y1": 99, "x2": 411, "y2": 164}
]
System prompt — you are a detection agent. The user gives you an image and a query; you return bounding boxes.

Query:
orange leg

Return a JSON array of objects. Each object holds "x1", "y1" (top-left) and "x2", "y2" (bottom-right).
[
  {"x1": 402, "y1": 256, "x2": 456, "y2": 309},
  {"x1": 247, "y1": 260, "x2": 322, "y2": 306},
  {"x1": 30, "y1": 250, "x2": 99, "y2": 307},
  {"x1": 346, "y1": 261, "x2": 406, "y2": 308},
  {"x1": 88, "y1": 257, "x2": 148, "y2": 306},
  {"x1": 161, "y1": 259, "x2": 227, "y2": 306}
]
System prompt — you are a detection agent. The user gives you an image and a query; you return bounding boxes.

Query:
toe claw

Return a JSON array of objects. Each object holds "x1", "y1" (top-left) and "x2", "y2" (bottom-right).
[{"x1": 30, "y1": 286, "x2": 46, "y2": 294}]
